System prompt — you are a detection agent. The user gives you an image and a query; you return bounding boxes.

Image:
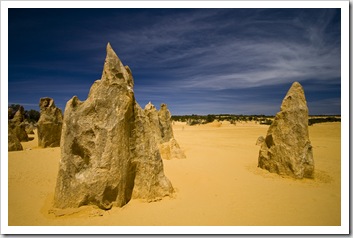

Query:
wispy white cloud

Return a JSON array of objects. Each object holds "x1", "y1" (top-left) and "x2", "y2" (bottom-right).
[
  {"x1": 8, "y1": 8, "x2": 341, "y2": 115},
  {"x1": 43, "y1": 9, "x2": 340, "y2": 91},
  {"x1": 99, "y1": 9, "x2": 340, "y2": 92}
]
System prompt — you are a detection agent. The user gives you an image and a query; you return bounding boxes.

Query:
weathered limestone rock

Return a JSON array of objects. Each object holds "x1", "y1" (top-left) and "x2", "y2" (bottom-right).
[
  {"x1": 10, "y1": 124, "x2": 29, "y2": 142},
  {"x1": 144, "y1": 102, "x2": 162, "y2": 143},
  {"x1": 25, "y1": 122, "x2": 35, "y2": 135},
  {"x1": 158, "y1": 103, "x2": 174, "y2": 143},
  {"x1": 37, "y1": 97, "x2": 63, "y2": 147},
  {"x1": 158, "y1": 104, "x2": 186, "y2": 160},
  {"x1": 256, "y1": 136, "x2": 265, "y2": 145},
  {"x1": 159, "y1": 138, "x2": 186, "y2": 160},
  {"x1": 9, "y1": 106, "x2": 29, "y2": 142},
  {"x1": 8, "y1": 125, "x2": 23, "y2": 151},
  {"x1": 130, "y1": 105, "x2": 174, "y2": 201},
  {"x1": 12, "y1": 106, "x2": 25, "y2": 123},
  {"x1": 257, "y1": 82, "x2": 314, "y2": 179},
  {"x1": 54, "y1": 43, "x2": 173, "y2": 210},
  {"x1": 144, "y1": 102, "x2": 186, "y2": 160}
]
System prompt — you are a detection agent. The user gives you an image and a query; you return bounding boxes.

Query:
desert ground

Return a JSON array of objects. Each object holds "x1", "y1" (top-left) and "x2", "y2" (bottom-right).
[{"x1": 8, "y1": 121, "x2": 341, "y2": 226}]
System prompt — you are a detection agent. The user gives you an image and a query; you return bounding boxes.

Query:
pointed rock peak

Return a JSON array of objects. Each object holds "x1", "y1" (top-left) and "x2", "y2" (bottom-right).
[
  {"x1": 102, "y1": 42, "x2": 130, "y2": 85},
  {"x1": 291, "y1": 81, "x2": 302, "y2": 88},
  {"x1": 258, "y1": 81, "x2": 313, "y2": 179},
  {"x1": 281, "y1": 81, "x2": 307, "y2": 111},
  {"x1": 106, "y1": 42, "x2": 118, "y2": 59},
  {"x1": 287, "y1": 82, "x2": 304, "y2": 96},
  {"x1": 12, "y1": 106, "x2": 25, "y2": 123},
  {"x1": 144, "y1": 101, "x2": 156, "y2": 110},
  {"x1": 107, "y1": 42, "x2": 112, "y2": 49},
  {"x1": 105, "y1": 42, "x2": 122, "y2": 66}
]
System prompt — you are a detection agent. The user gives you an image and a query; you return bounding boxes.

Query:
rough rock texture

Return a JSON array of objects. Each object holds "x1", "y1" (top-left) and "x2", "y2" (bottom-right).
[
  {"x1": 257, "y1": 82, "x2": 314, "y2": 179},
  {"x1": 144, "y1": 102, "x2": 162, "y2": 143},
  {"x1": 256, "y1": 136, "x2": 265, "y2": 146},
  {"x1": 10, "y1": 124, "x2": 29, "y2": 142},
  {"x1": 159, "y1": 138, "x2": 186, "y2": 160},
  {"x1": 12, "y1": 106, "x2": 25, "y2": 123},
  {"x1": 37, "y1": 97, "x2": 63, "y2": 147},
  {"x1": 9, "y1": 106, "x2": 29, "y2": 142},
  {"x1": 144, "y1": 102, "x2": 186, "y2": 160},
  {"x1": 54, "y1": 43, "x2": 173, "y2": 210},
  {"x1": 8, "y1": 126, "x2": 23, "y2": 151},
  {"x1": 158, "y1": 103, "x2": 174, "y2": 143},
  {"x1": 25, "y1": 123, "x2": 35, "y2": 135}
]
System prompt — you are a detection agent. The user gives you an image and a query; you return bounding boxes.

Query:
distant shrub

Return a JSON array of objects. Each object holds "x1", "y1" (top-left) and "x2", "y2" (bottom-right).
[
  {"x1": 206, "y1": 114, "x2": 215, "y2": 123},
  {"x1": 172, "y1": 114, "x2": 341, "y2": 127},
  {"x1": 188, "y1": 119, "x2": 200, "y2": 126},
  {"x1": 308, "y1": 117, "x2": 340, "y2": 126},
  {"x1": 25, "y1": 109, "x2": 40, "y2": 123}
]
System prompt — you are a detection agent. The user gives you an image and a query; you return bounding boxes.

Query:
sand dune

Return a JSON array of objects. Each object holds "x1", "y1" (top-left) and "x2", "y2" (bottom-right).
[{"x1": 8, "y1": 122, "x2": 341, "y2": 226}]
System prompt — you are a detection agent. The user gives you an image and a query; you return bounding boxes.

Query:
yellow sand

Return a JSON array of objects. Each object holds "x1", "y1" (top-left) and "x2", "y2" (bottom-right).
[{"x1": 8, "y1": 122, "x2": 341, "y2": 226}]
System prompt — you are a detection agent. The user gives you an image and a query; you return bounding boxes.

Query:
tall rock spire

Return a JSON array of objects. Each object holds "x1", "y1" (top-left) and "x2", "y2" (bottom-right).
[
  {"x1": 37, "y1": 97, "x2": 63, "y2": 148},
  {"x1": 144, "y1": 102, "x2": 186, "y2": 160},
  {"x1": 54, "y1": 43, "x2": 173, "y2": 210},
  {"x1": 257, "y1": 82, "x2": 314, "y2": 179},
  {"x1": 102, "y1": 42, "x2": 134, "y2": 88}
]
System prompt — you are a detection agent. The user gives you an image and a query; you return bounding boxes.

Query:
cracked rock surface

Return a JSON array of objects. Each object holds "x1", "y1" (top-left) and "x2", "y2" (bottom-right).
[
  {"x1": 54, "y1": 43, "x2": 173, "y2": 210},
  {"x1": 258, "y1": 82, "x2": 314, "y2": 179}
]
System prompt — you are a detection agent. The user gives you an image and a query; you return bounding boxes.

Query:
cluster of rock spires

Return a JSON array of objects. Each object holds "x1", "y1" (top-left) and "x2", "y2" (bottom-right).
[
  {"x1": 257, "y1": 82, "x2": 314, "y2": 179},
  {"x1": 9, "y1": 42, "x2": 314, "y2": 212},
  {"x1": 8, "y1": 97, "x2": 63, "y2": 151},
  {"x1": 8, "y1": 106, "x2": 28, "y2": 151},
  {"x1": 54, "y1": 43, "x2": 179, "y2": 210},
  {"x1": 37, "y1": 97, "x2": 63, "y2": 148},
  {"x1": 144, "y1": 102, "x2": 186, "y2": 160}
]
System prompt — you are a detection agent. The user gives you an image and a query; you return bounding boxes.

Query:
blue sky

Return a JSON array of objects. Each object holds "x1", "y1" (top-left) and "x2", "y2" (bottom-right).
[{"x1": 8, "y1": 8, "x2": 341, "y2": 115}]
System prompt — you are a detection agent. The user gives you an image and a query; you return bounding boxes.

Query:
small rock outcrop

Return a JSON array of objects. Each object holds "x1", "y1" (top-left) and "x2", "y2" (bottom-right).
[
  {"x1": 257, "y1": 82, "x2": 314, "y2": 179},
  {"x1": 256, "y1": 136, "x2": 265, "y2": 146},
  {"x1": 159, "y1": 138, "x2": 186, "y2": 160},
  {"x1": 54, "y1": 43, "x2": 173, "y2": 210},
  {"x1": 12, "y1": 106, "x2": 25, "y2": 123},
  {"x1": 158, "y1": 103, "x2": 174, "y2": 143},
  {"x1": 37, "y1": 97, "x2": 63, "y2": 147},
  {"x1": 25, "y1": 122, "x2": 35, "y2": 135},
  {"x1": 8, "y1": 125, "x2": 23, "y2": 151},
  {"x1": 144, "y1": 102, "x2": 186, "y2": 160},
  {"x1": 9, "y1": 106, "x2": 29, "y2": 142}
]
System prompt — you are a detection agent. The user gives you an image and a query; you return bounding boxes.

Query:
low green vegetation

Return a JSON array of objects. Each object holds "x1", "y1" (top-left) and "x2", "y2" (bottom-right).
[
  {"x1": 172, "y1": 114, "x2": 341, "y2": 126},
  {"x1": 308, "y1": 116, "x2": 341, "y2": 126},
  {"x1": 172, "y1": 114, "x2": 275, "y2": 126}
]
